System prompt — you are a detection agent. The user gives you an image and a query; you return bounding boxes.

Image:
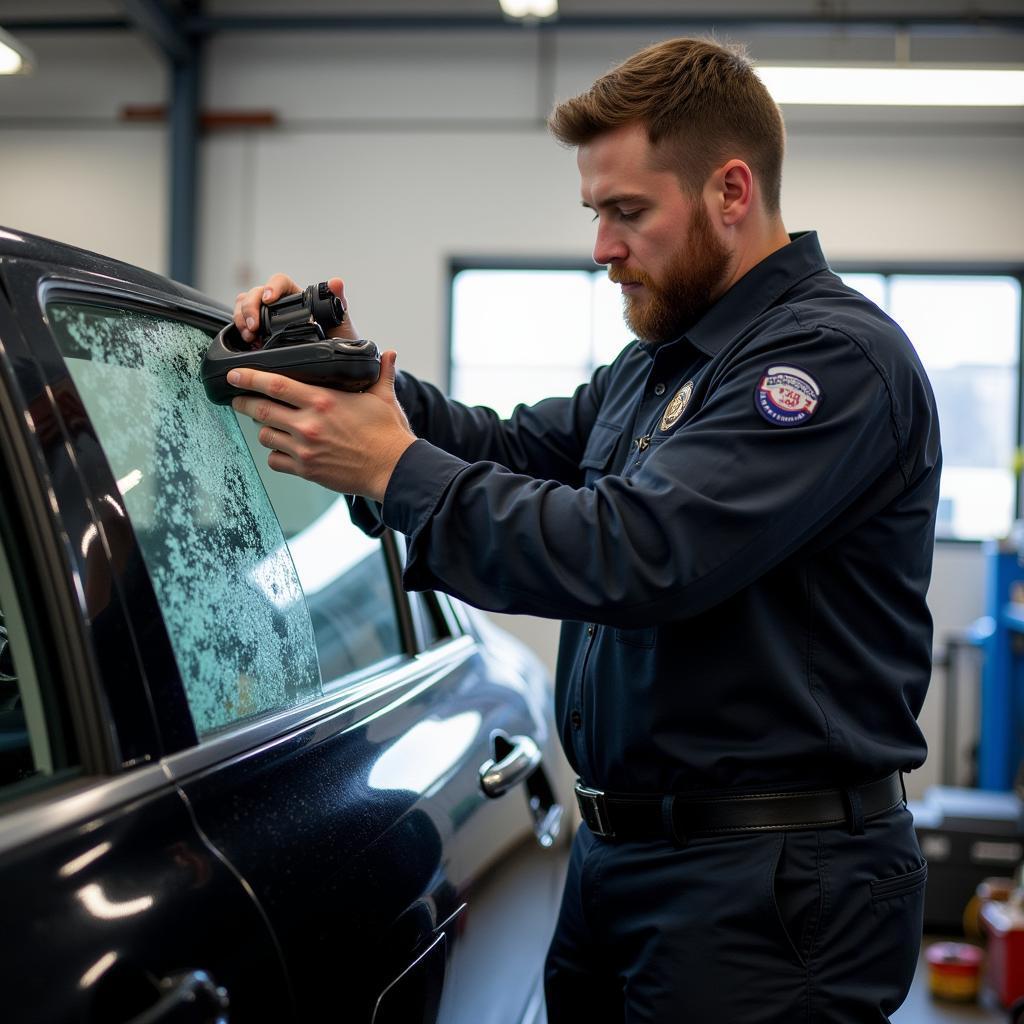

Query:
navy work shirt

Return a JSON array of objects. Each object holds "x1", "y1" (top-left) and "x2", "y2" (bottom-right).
[{"x1": 381, "y1": 232, "x2": 941, "y2": 795}]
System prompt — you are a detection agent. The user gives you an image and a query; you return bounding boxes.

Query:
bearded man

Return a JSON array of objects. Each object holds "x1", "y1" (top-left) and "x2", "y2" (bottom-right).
[{"x1": 231, "y1": 36, "x2": 940, "y2": 1023}]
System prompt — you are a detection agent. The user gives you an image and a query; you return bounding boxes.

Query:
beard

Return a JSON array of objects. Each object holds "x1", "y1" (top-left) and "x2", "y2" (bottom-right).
[{"x1": 610, "y1": 203, "x2": 732, "y2": 345}]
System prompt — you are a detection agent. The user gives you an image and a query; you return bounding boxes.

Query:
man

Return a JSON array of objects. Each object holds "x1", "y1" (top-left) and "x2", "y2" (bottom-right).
[{"x1": 231, "y1": 37, "x2": 939, "y2": 1023}]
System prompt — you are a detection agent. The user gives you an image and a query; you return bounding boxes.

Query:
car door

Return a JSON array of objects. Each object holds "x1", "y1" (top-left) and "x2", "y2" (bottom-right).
[
  {"x1": 0, "y1": 249, "x2": 293, "y2": 1023},
  {"x1": 3, "y1": 231, "x2": 572, "y2": 1023},
  {"x1": 227, "y1": 435, "x2": 575, "y2": 1024}
]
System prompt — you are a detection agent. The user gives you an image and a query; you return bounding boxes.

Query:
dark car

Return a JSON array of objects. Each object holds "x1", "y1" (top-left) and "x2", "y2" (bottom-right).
[{"x1": 0, "y1": 226, "x2": 572, "y2": 1024}]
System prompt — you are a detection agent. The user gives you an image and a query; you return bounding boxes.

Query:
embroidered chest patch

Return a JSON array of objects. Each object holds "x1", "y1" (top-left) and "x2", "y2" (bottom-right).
[
  {"x1": 755, "y1": 365, "x2": 821, "y2": 426},
  {"x1": 659, "y1": 380, "x2": 694, "y2": 432}
]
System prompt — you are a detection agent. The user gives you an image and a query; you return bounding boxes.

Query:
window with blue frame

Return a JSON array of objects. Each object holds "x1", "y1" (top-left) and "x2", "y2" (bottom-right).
[{"x1": 449, "y1": 263, "x2": 1022, "y2": 542}]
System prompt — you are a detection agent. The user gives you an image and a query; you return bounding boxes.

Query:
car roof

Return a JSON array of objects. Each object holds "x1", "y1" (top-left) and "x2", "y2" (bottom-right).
[{"x1": 0, "y1": 224, "x2": 230, "y2": 316}]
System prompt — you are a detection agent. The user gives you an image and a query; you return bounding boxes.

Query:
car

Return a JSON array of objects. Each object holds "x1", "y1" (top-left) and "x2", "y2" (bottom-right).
[{"x1": 0, "y1": 225, "x2": 573, "y2": 1024}]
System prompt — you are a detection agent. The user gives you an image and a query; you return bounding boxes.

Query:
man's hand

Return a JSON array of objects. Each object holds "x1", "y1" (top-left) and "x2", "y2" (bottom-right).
[
  {"x1": 228, "y1": 350, "x2": 416, "y2": 502},
  {"x1": 234, "y1": 274, "x2": 359, "y2": 346}
]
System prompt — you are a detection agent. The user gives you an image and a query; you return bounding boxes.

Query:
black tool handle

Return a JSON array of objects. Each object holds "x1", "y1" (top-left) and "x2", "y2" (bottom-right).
[{"x1": 202, "y1": 325, "x2": 380, "y2": 405}]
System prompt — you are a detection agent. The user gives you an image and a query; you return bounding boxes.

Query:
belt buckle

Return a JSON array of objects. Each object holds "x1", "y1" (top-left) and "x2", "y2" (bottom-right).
[{"x1": 575, "y1": 781, "x2": 614, "y2": 838}]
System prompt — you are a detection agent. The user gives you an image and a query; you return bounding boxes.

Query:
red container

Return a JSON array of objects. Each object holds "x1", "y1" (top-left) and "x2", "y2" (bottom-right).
[
  {"x1": 981, "y1": 899, "x2": 1024, "y2": 1007},
  {"x1": 926, "y1": 942, "x2": 983, "y2": 1002}
]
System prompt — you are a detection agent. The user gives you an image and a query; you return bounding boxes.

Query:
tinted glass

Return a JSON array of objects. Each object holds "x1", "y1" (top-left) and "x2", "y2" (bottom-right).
[{"x1": 48, "y1": 303, "x2": 322, "y2": 737}]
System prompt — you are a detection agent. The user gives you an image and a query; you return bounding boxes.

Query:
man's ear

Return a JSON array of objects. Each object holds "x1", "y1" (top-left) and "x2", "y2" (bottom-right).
[{"x1": 714, "y1": 159, "x2": 754, "y2": 226}]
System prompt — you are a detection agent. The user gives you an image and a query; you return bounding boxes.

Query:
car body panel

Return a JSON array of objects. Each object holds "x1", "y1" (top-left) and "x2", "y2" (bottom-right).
[{"x1": 0, "y1": 770, "x2": 294, "y2": 1023}]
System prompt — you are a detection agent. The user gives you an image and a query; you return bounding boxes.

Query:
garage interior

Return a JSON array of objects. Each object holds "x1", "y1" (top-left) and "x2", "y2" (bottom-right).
[{"x1": 1, "y1": 1, "x2": 1023, "y2": 1021}]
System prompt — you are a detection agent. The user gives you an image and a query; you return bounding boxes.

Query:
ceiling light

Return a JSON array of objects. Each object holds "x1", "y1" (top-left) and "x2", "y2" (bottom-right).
[
  {"x1": 498, "y1": 0, "x2": 558, "y2": 19},
  {"x1": 756, "y1": 65, "x2": 1024, "y2": 107},
  {"x1": 0, "y1": 27, "x2": 33, "y2": 75}
]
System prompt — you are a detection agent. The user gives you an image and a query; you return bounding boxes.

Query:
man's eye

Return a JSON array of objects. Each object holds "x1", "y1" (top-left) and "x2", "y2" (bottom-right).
[{"x1": 589, "y1": 209, "x2": 642, "y2": 223}]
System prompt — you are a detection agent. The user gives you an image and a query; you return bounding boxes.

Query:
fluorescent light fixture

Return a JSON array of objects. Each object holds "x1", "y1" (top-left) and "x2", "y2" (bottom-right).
[
  {"x1": 499, "y1": 0, "x2": 558, "y2": 19},
  {"x1": 0, "y1": 27, "x2": 33, "y2": 75},
  {"x1": 756, "y1": 65, "x2": 1024, "y2": 106}
]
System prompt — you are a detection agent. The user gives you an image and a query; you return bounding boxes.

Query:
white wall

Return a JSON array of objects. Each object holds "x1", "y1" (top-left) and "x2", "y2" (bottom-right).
[{"x1": 1, "y1": 24, "x2": 1020, "y2": 797}]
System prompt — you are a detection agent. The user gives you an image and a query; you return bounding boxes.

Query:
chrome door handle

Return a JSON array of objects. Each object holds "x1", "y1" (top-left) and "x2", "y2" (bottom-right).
[{"x1": 479, "y1": 734, "x2": 542, "y2": 798}]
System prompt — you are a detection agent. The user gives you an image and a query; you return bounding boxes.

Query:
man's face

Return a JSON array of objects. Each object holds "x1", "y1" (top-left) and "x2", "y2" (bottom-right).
[{"x1": 578, "y1": 123, "x2": 733, "y2": 344}]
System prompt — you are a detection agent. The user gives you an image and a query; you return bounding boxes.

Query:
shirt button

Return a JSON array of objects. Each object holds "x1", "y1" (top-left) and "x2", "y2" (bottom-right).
[
  {"x1": 586, "y1": 624, "x2": 595, "y2": 637},
  {"x1": 654, "y1": 383, "x2": 666, "y2": 396},
  {"x1": 571, "y1": 709, "x2": 582, "y2": 730}
]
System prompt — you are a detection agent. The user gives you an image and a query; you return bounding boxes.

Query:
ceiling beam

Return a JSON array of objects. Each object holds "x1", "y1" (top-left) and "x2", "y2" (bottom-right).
[
  {"x1": 189, "y1": 12, "x2": 1024, "y2": 34},
  {"x1": 3, "y1": 11, "x2": 1022, "y2": 36},
  {"x1": 121, "y1": 0, "x2": 191, "y2": 62},
  {"x1": 0, "y1": 19, "x2": 132, "y2": 31},
  {"x1": 119, "y1": 1, "x2": 201, "y2": 285}
]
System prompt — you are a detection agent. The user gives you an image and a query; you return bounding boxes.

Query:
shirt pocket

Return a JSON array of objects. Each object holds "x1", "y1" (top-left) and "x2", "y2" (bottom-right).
[{"x1": 578, "y1": 420, "x2": 623, "y2": 486}]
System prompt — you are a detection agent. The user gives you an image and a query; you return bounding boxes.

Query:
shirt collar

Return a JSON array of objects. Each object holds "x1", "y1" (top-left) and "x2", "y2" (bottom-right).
[{"x1": 639, "y1": 231, "x2": 830, "y2": 359}]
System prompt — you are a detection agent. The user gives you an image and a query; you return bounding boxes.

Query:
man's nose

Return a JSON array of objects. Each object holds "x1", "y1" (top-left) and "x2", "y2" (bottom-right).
[{"x1": 592, "y1": 221, "x2": 628, "y2": 267}]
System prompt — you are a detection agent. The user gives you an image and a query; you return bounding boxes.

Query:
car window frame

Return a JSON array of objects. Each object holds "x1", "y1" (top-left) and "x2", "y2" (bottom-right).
[
  {"x1": 30, "y1": 272, "x2": 233, "y2": 757},
  {"x1": 0, "y1": 270, "x2": 130, "y2": 787}
]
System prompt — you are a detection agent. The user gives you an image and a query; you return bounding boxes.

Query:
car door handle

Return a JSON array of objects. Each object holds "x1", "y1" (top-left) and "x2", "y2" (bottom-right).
[
  {"x1": 123, "y1": 970, "x2": 230, "y2": 1024},
  {"x1": 479, "y1": 734, "x2": 542, "y2": 798}
]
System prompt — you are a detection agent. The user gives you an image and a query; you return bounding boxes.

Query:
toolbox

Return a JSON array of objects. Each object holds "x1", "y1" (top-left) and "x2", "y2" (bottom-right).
[
  {"x1": 910, "y1": 786, "x2": 1024, "y2": 934},
  {"x1": 981, "y1": 899, "x2": 1024, "y2": 1007}
]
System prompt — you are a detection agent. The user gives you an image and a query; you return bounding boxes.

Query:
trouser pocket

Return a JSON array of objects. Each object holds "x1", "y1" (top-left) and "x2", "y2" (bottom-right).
[
  {"x1": 870, "y1": 862, "x2": 928, "y2": 903},
  {"x1": 769, "y1": 831, "x2": 822, "y2": 968}
]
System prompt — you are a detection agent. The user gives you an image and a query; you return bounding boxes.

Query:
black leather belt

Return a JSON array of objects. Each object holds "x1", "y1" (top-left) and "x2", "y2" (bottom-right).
[{"x1": 574, "y1": 772, "x2": 905, "y2": 843}]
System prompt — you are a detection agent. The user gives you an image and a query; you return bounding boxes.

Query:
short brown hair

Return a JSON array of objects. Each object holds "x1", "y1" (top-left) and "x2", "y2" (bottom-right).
[{"x1": 548, "y1": 38, "x2": 785, "y2": 214}]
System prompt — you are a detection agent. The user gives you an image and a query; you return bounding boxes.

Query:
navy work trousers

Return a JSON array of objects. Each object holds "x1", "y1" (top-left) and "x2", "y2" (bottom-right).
[{"x1": 545, "y1": 807, "x2": 926, "y2": 1023}]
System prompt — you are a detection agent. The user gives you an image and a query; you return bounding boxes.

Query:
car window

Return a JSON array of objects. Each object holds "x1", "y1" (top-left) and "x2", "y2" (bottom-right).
[
  {"x1": 46, "y1": 302, "x2": 322, "y2": 738},
  {"x1": 234, "y1": 419, "x2": 405, "y2": 684},
  {"x1": 0, "y1": 516, "x2": 78, "y2": 796}
]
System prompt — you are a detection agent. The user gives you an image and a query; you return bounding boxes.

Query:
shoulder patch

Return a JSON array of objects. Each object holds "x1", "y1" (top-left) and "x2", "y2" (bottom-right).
[{"x1": 755, "y1": 365, "x2": 821, "y2": 426}]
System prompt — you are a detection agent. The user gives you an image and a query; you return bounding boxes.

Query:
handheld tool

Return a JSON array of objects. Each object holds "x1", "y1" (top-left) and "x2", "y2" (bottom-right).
[{"x1": 202, "y1": 282, "x2": 381, "y2": 405}]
